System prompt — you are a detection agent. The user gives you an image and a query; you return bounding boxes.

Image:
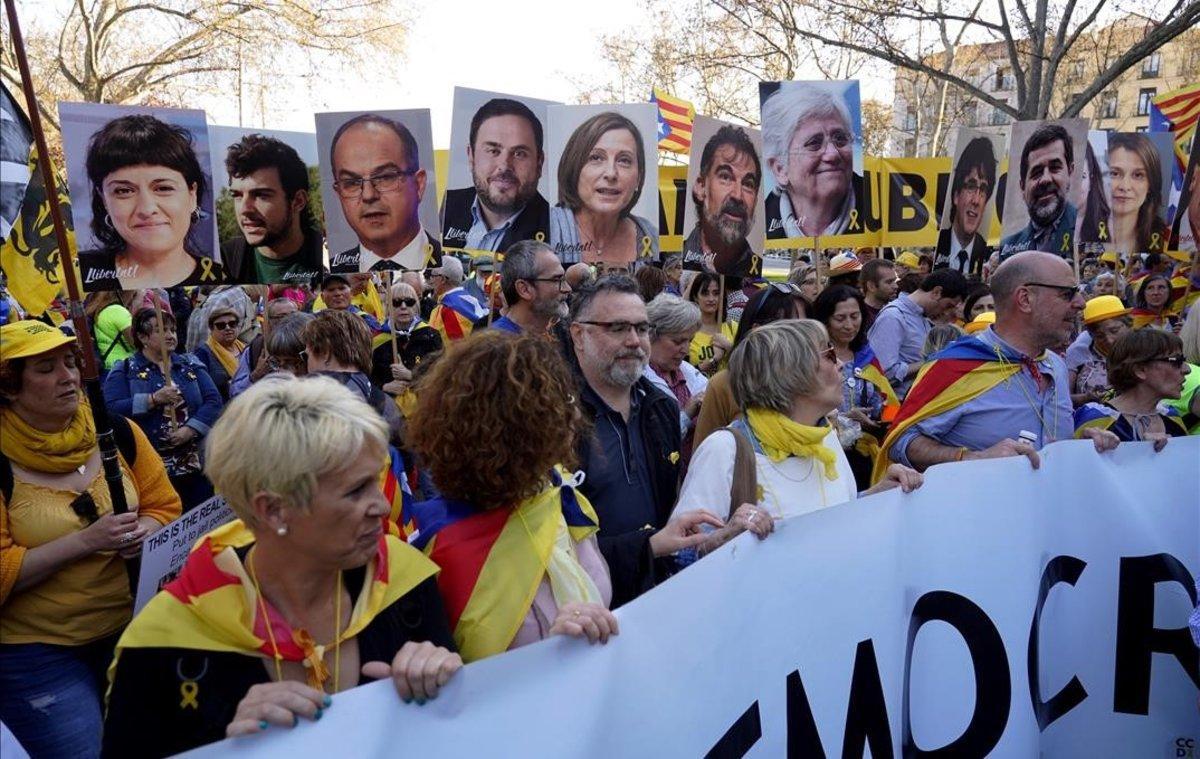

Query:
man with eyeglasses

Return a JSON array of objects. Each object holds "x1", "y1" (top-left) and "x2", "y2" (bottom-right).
[
  {"x1": 936, "y1": 136, "x2": 996, "y2": 276},
  {"x1": 569, "y1": 275, "x2": 724, "y2": 608},
  {"x1": 878, "y1": 251, "x2": 1120, "y2": 477},
  {"x1": 228, "y1": 297, "x2": 298, "y2": 398},
  {"x1": 682, "y1": 125, "x2": 762, "y2": 278},
  {"x1": 491, "y1": 240, "x2": 570, "y2": 334},
  {"x1": 326, "y1": 114, "x2": 442, "y2": 274}
]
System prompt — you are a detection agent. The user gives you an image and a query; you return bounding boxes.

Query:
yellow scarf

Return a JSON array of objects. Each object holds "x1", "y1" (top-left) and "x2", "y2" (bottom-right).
[
  {"x1": 745, "y1": 407, "x2": 839, "y2": 480},
  {"x1": 0, "y1": 395, "x2": 96, "y2": 473},
  {"x1": 205, "y1": 334, "x2": 245, "y2": 377}
]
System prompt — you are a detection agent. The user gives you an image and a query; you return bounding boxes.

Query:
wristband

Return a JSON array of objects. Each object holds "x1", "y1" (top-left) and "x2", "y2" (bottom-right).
[{"x1": 955, "y1": 446, "x2": 967, "y2": 462}]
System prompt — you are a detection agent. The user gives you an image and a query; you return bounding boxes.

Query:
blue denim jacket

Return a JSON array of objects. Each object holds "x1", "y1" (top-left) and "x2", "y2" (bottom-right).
[{"x1": 102, "y1": 350, "x2": 223, "y2": 450}]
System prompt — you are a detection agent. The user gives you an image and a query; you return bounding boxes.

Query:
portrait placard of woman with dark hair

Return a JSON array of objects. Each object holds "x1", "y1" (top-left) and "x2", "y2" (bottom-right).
[{"x1": 60, "y1": 103, "x2": 225, "y2": 292}]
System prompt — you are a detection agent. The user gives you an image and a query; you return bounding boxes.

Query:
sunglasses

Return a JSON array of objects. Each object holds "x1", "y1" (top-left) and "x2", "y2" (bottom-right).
[
  {"x1": 392, "y1": 298, "x2": 417, "y2": 308},
  {"x1": 1147, "y1": 354, "x2": 1187, "y2": 368},
  {"x1": 70, "y1": 491, "x2": 99, "y2": 525},
  {"x1": 212, "y1": 320, "x2": 238, "y2": 330},
  {"x1": 821, "y1": 344, "x2": 838, "y2": 363}
]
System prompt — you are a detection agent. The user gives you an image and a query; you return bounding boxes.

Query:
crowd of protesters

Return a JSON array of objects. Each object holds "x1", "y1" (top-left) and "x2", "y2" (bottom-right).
[{"x1": 1, "y1": 237, "x2": 1198, "y2": 757}]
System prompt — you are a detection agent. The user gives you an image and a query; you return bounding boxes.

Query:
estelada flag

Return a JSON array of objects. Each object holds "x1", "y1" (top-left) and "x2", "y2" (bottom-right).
[
  {"x1": 872, "y1": 336, "x2": 1022, "y2": 483},
  {"x1": 409, "y1": 469, "x2": 598, "y2": 662},
  {"x1": 1152, "y1": 83, "x2": 1200, "y2": 170},
  {"x1": 0, "y1": 83, "x2": 70, "y2": 318},
  {"x1": 652, "y1": 88, "x2": 695, "y2": 154}
]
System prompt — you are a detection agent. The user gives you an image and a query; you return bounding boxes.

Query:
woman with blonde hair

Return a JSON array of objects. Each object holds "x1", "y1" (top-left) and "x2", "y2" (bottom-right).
[{"x1": 104, "y1": 376, "x2": 460, "y2": 756}]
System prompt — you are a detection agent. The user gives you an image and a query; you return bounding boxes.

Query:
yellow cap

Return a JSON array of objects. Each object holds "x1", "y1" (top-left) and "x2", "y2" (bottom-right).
[
  {"x1": 1082, "y1": 295, "x2": 1130, "y2": 325},
  {"x1": 1165, "y1": 249, "x2": 1193, "y2": 264},
  {"x1": 896, "y1": 251, "x2": 920, "y2": 269},
  {"x1": 1099, "y1": 251, "x2": 1119, "y2": 264},
  {"x1": 0, "y1": 320, "x2": 76, "y2": 361},
  {"x1": 964, "y1": 311, "x2": 996, "y2": 334},
  {"x1": 828, "y1": 252, "x2": 863, "y2": 275}
]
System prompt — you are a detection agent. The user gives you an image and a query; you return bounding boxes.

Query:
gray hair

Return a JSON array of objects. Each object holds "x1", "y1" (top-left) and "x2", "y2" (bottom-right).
[
  {"x1": 501, "y1": 240, "x2": 551, "y2": 304},
  {"x1": 761, "y1": 85, "x2": 853, "y2": 184},
  {"x1": 729, "y1": 319, "x2": 828, "y2": 412},
  {"x1": 434, "y1": 255, "x2": 464, "y2": 285},
  {"x1": 265, "y1": 312, "x2": 314, "y2": 359},
  {"x1": 645, "y1": 293, "x2": 701, "y2": 339},
  {"x1": 787, "y1": 263, "x2": 816, "y2": 287},
  {"x1": 568, "y1": 273, "x2": 640, "y2": 323}
]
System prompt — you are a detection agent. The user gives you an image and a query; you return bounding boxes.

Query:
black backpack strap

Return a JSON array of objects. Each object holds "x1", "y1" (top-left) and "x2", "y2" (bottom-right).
[{"x1": 0, "y1": 452, "x2": 12, "y2": 504}]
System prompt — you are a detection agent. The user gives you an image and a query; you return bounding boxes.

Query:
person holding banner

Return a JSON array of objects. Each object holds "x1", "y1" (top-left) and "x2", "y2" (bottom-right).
[
  {"x1": 76, "y1": 114, "x2": 226, "y2": 291},
  {"x1": 0, "y1": 320, "x2": 180, "y2": 758},
  {"x1": 103, "y1": 377, "x2": 460, "y2": 756},
  {"x1": 878, "y1": 252, "x2": 1119, "y2": 478},
  {"x1": 674, "y1": 319, "x2": 920, "y2": 551},
  {"x1": 103, "y1": 308, "x2": 223, "y2": 510},
  {"x1": 407, "y1": 333, "x2": 619, "y2": 661},
  {"x1": 1074, "y1": 328, "x2": 1190, "y2": 442}
]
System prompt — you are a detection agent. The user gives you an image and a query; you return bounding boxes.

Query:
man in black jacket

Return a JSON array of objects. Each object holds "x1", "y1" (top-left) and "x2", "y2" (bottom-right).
[
  {"x1": 569, "y1": 275, "x2": 720, "y2": 607},
  {"x1": 441, "y1": 98, "x2": 550, "y2": 253}
]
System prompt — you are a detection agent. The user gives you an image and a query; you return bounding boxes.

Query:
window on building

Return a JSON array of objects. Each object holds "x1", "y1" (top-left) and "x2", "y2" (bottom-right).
[
  {"x1": 903, "y1": 109, "x2": 918, "y2": 131},
  {"x1": 1100, "y1": 92, "x2": 1118, "y2": 119},
  {"x1": 962, "y1": 101, "x2": 978, "y2": 126},
  {"x1": 1070, "y1": 60, "x2": 1086, "y2": 80},
  {"x1": 989, "y1": 106, "x2": 1009, "y2": 126},
  {"x1": 1141, "y1": 52, "x2": 1161, "y2": 78},
  {"x1": 994, "y1": 67, "x2": 1011, "y2": 90},
  {"x1": 1137, "y1": 87, "x2": 1157, "y2": 116},
  {"x1": 904, "y1": 137, "x2": 916, "y2": 155},
  {"x1": 1135, "y1": 125, "x2": 1148, "y2": 133}
]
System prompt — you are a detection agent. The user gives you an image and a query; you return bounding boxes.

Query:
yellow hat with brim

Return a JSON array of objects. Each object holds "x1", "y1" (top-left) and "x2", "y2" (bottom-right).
[
  {"x1": 964, "y1": 311, "x2": 996, "y2": 334},
  {"x1": 1099, "y1": 251, "x2": 1119, "y2": 264},
  {"x1": 1165, "y1": 249, "x2": 1193, "y2": 264},
  {"x1": 896, "y1": 251, "x2": 920, "y2": 268},
  {"x1": 0, "y1": 320, "x2": 76, "y2": 361},
  {"x1": 1082, "y1": 295, "x2": 1130, "y2": 325}
]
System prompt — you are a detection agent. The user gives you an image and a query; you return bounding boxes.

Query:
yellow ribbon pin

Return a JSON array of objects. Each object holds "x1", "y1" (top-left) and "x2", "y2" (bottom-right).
[
  {"x1": 640, "y1": 236, "x2": 652, "y2": 258},
  {"x1": 1149, "y1": 232, "x2": 1160, "y2": 251},
  {"x1": 198, "y1": 257, "x2": 218, "y2": 282},
  {"x1": 1060, "y1": 233, "x2": 1071, "y2": 254},
  {"x1": 847, "y1": 209, "x2": 861, "y2": 231},
  {"x1": 180, "y1": 680, "x2": 199, "y2": 709},
  {"x1": 423, "y1": 242, "x2": 435, "y2": 266},
  {"x1": 534, "y1": 231, "x2": 546, "y2": 243},
  {"x1": 1097, "y1": 221, "x2": 1108, "y2": 241}
]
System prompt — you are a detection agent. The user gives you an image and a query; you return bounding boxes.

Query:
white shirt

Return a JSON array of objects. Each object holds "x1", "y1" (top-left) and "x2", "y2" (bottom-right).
[
  {"x1": 945, "y1": 230, "x2": 976, "y2": 273},
  {"x1": 357, "y1": 228, "x2": 430, "y2": 272},
  {"x1": 673, "y1": 427, "x2": 856, "y2": 522}
]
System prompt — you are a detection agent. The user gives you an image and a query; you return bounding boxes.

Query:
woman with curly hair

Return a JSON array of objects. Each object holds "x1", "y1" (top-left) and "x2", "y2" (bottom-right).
[{"x1": 406, "y1": 332, "x2": 617, "y2": 663}]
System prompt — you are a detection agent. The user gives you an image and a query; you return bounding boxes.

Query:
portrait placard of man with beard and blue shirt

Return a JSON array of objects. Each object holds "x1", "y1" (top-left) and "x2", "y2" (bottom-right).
[
  {"x1": 680, "y1": 117, "x2": 765, "y2": 277},
  {"x1": 999, "y1": 119, "x2": 1088, "y2": 262}
]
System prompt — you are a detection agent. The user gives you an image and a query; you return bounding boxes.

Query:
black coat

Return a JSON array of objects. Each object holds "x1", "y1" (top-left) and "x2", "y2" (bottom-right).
[
  {"x1": 370, "y1": 323, "x2": 443, "y2": 388},
  {"x1": 219, "y1": 229, "x2": 325, "y2": 285},
  {"x1": 576, "y1": 376, "x2": 682, "y2": 608},
  {"x1": 329, "y1": 233, "x2": 443, "y2": 273},
  {"x1": 192, "y1": 344, "x2": 233, "y2": 402},
  {"x1": 102, "y1": 572, "x2": 454, "y2": 759},
  {"x1": 440, "y1": 188, "x2": 550, "y2": 252},
  {"x1": 935, "y1": 228, "x2": 990, "y2": 277}
]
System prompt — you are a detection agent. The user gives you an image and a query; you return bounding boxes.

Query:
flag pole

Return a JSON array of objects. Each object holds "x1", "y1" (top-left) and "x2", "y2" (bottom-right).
[{"x1": 3, "y1": 0, "x2": 138, "y2": 588}]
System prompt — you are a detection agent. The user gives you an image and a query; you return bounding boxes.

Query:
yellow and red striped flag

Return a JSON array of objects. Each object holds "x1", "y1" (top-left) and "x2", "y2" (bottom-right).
[
  {"x1": 1153, "y1": 83, "x2": 1200, "y2": 170},
  {"x1": 652, "y1": 88, "x2": 695, "y2": 154}
]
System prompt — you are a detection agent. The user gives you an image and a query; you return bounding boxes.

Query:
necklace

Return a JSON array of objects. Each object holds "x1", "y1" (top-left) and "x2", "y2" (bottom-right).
[{"x1": 248, "y1": 551, "x2": 343, "y2": 694}]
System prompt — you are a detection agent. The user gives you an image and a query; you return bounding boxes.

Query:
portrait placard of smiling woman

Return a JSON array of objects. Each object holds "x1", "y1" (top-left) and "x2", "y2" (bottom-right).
[
  {"x1": 546, "y1": 103, "x2": 660, "y2": 267},
  {"x1": 60, "y1": 103, "x2": 226, "y2": 292}
]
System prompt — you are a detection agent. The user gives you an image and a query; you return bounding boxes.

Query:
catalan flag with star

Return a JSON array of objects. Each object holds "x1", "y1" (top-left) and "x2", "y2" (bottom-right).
[
  {"x1": 0, "y1": 82, "x2": 70, "y2": 318},
  {"x1": 652, "y1": 88, "x2": 695, "y2": 154},
  {"x1": 1152, "y1": 83, "x2": 1200, "y2": 173}
]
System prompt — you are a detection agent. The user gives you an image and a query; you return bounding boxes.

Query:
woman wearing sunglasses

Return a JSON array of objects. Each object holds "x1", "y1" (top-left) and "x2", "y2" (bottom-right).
[
  {"x1": 1074, "y1": 328, "x2": 1190, "y2": 443},
  {"x1": 0, "y1": 321, "x2": 180, "y2": 758},
  {"x1": 194, "y1": 307, "x2": 245, "y2": 401},
  {"x1": 371, "y1": 281, "x2": 442, "y2": 398},
  {"x1": 673, "y1": 320, "x2": 921, "y2": 557}
]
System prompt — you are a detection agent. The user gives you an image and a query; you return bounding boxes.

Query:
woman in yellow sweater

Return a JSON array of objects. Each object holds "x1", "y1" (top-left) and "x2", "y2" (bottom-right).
[{"x1": 0, "y1": 320, "x2": 180, "y2": 758}]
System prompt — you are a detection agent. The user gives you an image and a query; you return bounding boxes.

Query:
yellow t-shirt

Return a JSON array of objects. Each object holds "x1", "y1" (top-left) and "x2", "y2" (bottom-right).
[{"x1": 688, "y1": 322, "x2": 737, "y2": 371}]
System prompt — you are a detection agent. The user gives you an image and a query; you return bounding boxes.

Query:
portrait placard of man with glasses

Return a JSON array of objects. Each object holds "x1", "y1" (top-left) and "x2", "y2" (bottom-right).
[
  {"x1": 760, "y1": 80, "x2": 867, "y2": 247},
  {"x1": 316, "y1": 110, "x2": 443, "y2": 273},
  {"x1": 936, "y1": 130, "x2": 1001, "y2": 276}
]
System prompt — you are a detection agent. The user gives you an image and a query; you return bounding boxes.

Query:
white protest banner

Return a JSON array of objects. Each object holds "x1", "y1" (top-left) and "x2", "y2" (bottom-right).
[
  {"x1": 188, "y1": 439, "x2": 1200, "y2": 758},
  {"x1": 134, "y1": 496, "x2": 234, "y2": 614}
]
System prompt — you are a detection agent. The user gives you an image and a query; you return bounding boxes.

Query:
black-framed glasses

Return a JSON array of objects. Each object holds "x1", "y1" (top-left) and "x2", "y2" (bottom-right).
[
  {"x1": 333, "y1": 169, "x2": 417, "y2": 199},
  {"x1": 70, "y1": 491, "x2": 99, "y2": 525},
  {"x1": 392, "y1": 298, "x2": 417, "y2": 308},
  {"x1": 525, "y1": 275, "x2": 570, "y2": 292},
  {"x1": 576, "y1": 320, "x2": 652, "y2": 336},
  {"x1": 1146, "y1": 354, "x2": 1187, "y2": 368},
  {"x1": 212, "y1": 320, "x2": 238, "y2": 330},
  {"x1": 1023, "y1": 281, "x2": 1080, "y2": 301},
  {"x1": 298, "y1": 349, "x2": 308, "y2": 363}
]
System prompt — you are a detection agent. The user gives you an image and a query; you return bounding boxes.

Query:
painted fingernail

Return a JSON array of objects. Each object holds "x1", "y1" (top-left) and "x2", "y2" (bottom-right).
[
  {"x1": 314, "y1": 708, "x2": 323, "y2": 721},
  {"x1": 323, "y1": 695, "x2": 332, "y2": 707},
  {"x1": 416, "y1": 698, "x2": 425, "y2": 706},
  {"x1": 259, "y1": 720, "x2": 269, "y2": 731}
]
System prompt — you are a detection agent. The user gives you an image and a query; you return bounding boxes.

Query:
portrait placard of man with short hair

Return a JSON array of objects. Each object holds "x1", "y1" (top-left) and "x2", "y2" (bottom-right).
[
  {"x1": 441, "y1": 88, "x2": 557, "y2": 254},
  {"x1": 935, "y1": 128, "x2": 1002, "y2": 276},
  {"x1": 315, "y1": 109, "x2": 442, "y2": 273},
  {"x1": 211, "y1": 126, "x2": 324, "y2": 285},
  {"x1": 681, "y1": 116, "x2": 764, "y2": 277},
  {"x1": 999, "y1": 118, "x2": 1088, "y2": 261}
]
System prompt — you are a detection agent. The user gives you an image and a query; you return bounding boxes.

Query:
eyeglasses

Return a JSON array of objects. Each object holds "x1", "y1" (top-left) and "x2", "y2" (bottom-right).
[
  {"x1": 960, "y1": 179, "x2": 991, "y2": 197},
  {"x1": 392, "y1": 298, "x2": 417, "y2": 308},
  {"x1": 212, "y1": 320, "x2": 238, "y2": 330},
  {"x1": 790, "y1": 130, "x2": 854, "y2": 155},
  {"x1": 525, "y1": 275, "x2": 570, "y2": 292},
  {"x1": 770, "y1": 282, "x2": 802, "y2": 296},
  {"x1": 333, "y1": 169, "x2": 417, "y2": 199},
  {"x1": 821, "y1": 344, "x2": 838, "y2": 364},
  {"x1": 576, "y1": 320, "x2": 652, "y2": 336},
  {"x1": 1146, "y1": 354, "x2": 1187, "y2": 368},
  {"x1": 70, "y1": 491, "x2": 99, "y2": 525},
  {"x1": 1023, "y1": 281, "x2": 1081, "y2": 301}
]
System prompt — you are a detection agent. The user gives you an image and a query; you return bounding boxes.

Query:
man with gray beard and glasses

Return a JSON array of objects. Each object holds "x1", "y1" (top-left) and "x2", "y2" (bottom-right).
[
  {"x1": 492, "y1": 240, "x2": 571, "y2": 334},
  {"x1": 682, "y1": 125, "x2": 762, "y2": 278},
  {"x1": 569, "y1": 275, "x2": 722, "y2": 607}
]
